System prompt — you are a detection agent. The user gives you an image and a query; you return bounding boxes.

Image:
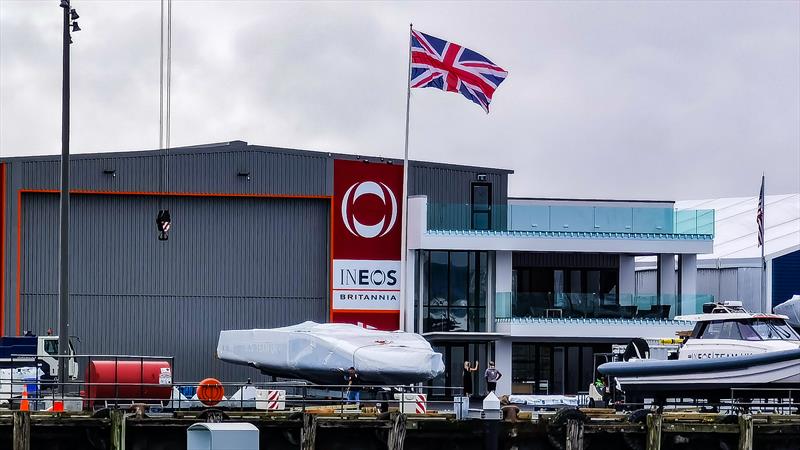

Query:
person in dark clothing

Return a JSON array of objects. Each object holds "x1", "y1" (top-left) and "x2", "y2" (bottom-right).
[
  {"x1": 344, "y1": 367, "x2": 360, "y2": 405},
  {"x1": 462, "y1": 361, "x2": 479, "y2": 397},
  {"x1": 484, "y1": 361, "x2": 502, "y2": 393}
]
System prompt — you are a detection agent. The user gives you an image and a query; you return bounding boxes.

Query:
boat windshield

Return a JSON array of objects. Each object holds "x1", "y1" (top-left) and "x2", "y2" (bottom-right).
[
  {"x1": 748, "y1": 319, "x2": 800, "y2": 341},
  {"x1": 695, "y1": 318, "x2": 800, "y2": 341}
]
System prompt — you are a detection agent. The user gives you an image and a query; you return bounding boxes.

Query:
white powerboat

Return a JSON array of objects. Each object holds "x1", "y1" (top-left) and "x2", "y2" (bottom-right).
[
  {"x1": 217, "y1": 321, "x2": 445, "y2": 385},
  {"x1": 598, "y1": 302, "x2": 800, "y2": 400}
]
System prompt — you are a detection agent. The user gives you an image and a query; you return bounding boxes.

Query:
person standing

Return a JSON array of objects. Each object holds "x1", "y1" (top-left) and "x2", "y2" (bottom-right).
[
  {"x1": 484, "y1": 361, "x2": 502, "y2": 393},
  {"x1": 344, "y1": 366, "x2": 361, "y2": 406},
  {"x1": 462, "y1": 361, "x2": 479, "y2": 397}
]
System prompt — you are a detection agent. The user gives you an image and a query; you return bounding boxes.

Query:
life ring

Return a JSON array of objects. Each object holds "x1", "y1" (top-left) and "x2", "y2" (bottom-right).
[{"x1": 197, "y1": 378, "x2": 224, "y2": 407}]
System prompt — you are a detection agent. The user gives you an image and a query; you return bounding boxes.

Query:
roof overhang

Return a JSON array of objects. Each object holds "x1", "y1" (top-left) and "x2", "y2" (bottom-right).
[{"x1": 422, "y1": 332, "x2": 508, "y2": 342}]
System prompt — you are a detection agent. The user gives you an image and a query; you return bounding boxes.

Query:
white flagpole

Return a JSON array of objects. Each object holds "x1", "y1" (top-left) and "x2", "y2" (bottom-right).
[
  {"x1": 761, "y1": 173, "x2": 766, "y2": 310},
  {"x1": 399, "y1": 23, "x2": 413, "y2": 331}
]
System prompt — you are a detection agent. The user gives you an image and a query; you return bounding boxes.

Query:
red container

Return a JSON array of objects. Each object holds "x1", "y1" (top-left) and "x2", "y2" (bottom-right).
[{"x1": 86, "y1": 360, "x2": 172, "y2": 407}]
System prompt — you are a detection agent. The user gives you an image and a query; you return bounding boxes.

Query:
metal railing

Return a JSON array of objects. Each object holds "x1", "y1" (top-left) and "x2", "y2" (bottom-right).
[
  {"x1": 496, "y1": 292, "x2": 715, "y2": 320},
  {"x1": 427, "y1": 202, "x2": 715, "y2": 236},
  {"x1": 1, "y1": 353, "x2": 468, "y2": 418}
]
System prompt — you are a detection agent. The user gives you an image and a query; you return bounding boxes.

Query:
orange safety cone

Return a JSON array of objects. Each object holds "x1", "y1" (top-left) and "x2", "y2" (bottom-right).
[
  {"x1": 20, "y1": 386, "x2": 29, "y2": 411},
  {"x1": 46, "y1": 400, "x2": 64, "y2": 412}
]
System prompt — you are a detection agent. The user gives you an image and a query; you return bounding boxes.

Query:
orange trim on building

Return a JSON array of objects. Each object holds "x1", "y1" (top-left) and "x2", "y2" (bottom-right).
[
  {"x1": 19, "y1": 189, "x2": 331, "y2": 200},
  {"x1": 15, "y1": 189, "x2": 334, "y2": 336},
  {"x1": 15, "y1": 189, "x2": 21, "y2": 335}
]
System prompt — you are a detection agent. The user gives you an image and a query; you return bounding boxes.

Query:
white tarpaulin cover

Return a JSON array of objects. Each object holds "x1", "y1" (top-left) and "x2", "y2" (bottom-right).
[
  {"x1": 217, "y1": 321, "x2": 445, "y2": 385},
  {"x1": 774, "y1": 295, "x2": 800, "y2": 328}
]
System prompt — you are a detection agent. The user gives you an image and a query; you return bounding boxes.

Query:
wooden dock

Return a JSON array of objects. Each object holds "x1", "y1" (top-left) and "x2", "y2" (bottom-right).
[{"x1": 1, "y1": 408, "x2": 799, "y2": 449}]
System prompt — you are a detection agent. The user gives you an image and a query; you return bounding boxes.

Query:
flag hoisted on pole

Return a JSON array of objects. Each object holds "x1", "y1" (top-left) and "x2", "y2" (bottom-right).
[
  {"x1": 757, "y1": 174, "x2": 766, "y2": 309},
  {"x1": 757, "y1": 174, "x2": 765, "y2": 248},
  {"x1": 410, "y1": 29, "x2": 508, "y2": 113},
  {"x1": 398, "y1": 26, "x2": 507, "y2": 330}
]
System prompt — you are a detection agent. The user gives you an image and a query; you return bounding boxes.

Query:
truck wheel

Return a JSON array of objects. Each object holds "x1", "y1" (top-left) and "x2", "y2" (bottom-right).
[{"x1": 546, "y1": 407, "x2": 590, "y2": 450}]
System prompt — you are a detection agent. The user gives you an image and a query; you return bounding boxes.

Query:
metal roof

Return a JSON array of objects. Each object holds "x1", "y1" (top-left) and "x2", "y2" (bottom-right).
[
  {"x1": 0, "y1": 140, "x2": 514, "y2": 175},
  {"x1": 679, "y1": 194, "x2": 799, "y2": 262},
  {"x1": 637, "y1": 193, "x2": 799, "y2": 267}
]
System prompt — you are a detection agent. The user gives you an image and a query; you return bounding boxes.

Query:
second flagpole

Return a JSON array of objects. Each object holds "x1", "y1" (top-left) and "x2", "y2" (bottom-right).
[{"x1": 399, "y1": 23, "x2": 413, "y2": 331}]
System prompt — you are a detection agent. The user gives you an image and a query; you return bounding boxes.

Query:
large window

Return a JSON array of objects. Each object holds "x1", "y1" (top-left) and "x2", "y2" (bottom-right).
[
  {"x1": 421, "y1": 251, "x2": 489, "y2": 332},
  {"x1": 512, "y1": 343, "x2": 611, "y2": 395},
  {"x1": 471, "y1": 183, "x2": 492, "y2": 230},
  {"x1": 512, "y1": 267, "x2": 619, "y2": 318},
  {"x1": 428, "y1": 342, "x2": 491, "y2": 397}
]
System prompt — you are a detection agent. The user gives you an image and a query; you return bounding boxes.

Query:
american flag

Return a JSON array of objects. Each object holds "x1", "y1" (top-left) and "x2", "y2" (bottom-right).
[
  {"x1": 410, "y1": 29, "x2": 508, "y2": 113},
  {"x1": 757, "y1": 174, "x2": 765, "y2": 247}
]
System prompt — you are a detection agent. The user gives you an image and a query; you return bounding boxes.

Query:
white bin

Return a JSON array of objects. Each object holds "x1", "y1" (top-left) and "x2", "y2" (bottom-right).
[{"x1": 187, "y1": 422, "x2": 259, "y2": 450}]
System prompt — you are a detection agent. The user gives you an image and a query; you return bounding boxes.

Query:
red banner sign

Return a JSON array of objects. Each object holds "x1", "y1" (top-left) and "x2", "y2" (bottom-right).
[{"x1": 331, "y1": 159, "x2": 403, "y2": 330}]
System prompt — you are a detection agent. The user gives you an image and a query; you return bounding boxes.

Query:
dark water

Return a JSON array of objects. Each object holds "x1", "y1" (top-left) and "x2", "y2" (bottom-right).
[{"x1": 1, "y1": 420, "x2": 798, "y2": 449}]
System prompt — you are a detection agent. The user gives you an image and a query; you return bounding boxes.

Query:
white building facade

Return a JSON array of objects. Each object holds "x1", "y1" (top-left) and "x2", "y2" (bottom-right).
[{"x1": 402, "y1": 194, "x2": 714, "y2": 396}]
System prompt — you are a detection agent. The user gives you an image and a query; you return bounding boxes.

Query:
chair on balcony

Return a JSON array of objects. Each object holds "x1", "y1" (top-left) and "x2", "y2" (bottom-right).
[
  {"x1": 618, "y1": 305, "x2": 638, "y2": 318},
  {"x1": 637, "y1": 305, "x2": 671, "y2": 319}
]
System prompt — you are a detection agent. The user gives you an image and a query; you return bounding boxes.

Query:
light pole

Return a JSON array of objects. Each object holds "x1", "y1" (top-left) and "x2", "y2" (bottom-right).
[{"x1": 57, "y1": 0, "x2": 80, "y2": 387}]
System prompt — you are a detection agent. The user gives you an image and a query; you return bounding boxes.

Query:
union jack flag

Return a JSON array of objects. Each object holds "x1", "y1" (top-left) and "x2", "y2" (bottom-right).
[{"x1": 410, "y1": 29, "x2": 508, "y2": 113}]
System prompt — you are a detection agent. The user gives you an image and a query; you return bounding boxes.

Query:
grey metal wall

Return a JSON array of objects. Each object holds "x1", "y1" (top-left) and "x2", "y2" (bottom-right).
[
  {"x1": 636, "y1": 268, "x2": 764, "y2": 312},
  {"x1": 20, "y1": 193, "x2": 329, "y2": 381},
  {"x1": 11, "y1": 142, "x2": 331, "y2": 195},
  {"x1": 409, "y1": 161, "x2": 508, "y2": 206},
  {"x1": 1, "y1": 141, "x2": 510, "y2": 382},
  {"x1": 411, "y1": 161, "x2": 510, "y2": 231}
]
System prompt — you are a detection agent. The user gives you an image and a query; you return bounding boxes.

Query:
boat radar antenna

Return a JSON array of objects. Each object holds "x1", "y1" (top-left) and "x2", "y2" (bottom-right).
[{"x1": 706, "y1": 301, "x2": 749, "y2": 315}]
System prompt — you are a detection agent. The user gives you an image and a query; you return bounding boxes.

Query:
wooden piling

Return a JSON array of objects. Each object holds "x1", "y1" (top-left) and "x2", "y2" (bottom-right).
[
  {"x1": 301, "y1": 413, "x2": 316, "y2": 450},
  {"x1": 646, "y1": 413, "x2": 662, "y2": 450},
  {"x1": 566, "y1": 419, "x2": 584, "y2": 450},
  {"x1": 110, "y1": 409, "x2": 126, "y2": 450},
  {"x1": 387, "y1": 412, "x2": 407, "y2": 450},
  {"x1": 12, "y1": 411, "x2": 30, "y2": 450},
  {"x1": 738, "y1": 414, "x2": 753, "y2": 450}
]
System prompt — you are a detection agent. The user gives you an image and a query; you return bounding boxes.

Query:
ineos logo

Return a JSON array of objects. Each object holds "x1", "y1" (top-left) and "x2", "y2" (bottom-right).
[{"x1": 341, "y1": 181, "x2": 397, "y2": 238}]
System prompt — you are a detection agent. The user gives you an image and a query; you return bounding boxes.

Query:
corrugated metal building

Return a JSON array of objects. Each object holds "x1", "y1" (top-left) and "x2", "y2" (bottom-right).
[{"x1": 0, "y1": 141, "x2": 511, "y2": 381}]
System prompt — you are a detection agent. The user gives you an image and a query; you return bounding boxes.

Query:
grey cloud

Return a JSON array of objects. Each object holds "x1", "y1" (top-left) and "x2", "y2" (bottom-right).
[{"x1": 1, "y1": 0, "x2": 798, "y2": 200}]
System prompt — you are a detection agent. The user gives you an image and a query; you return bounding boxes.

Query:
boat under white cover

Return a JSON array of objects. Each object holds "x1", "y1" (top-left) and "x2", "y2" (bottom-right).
[
  {"x1": 217, "y1": 321, "x2": 445, "y2": 385},
  {"x1": 774, "y1": 295, "x2": 800, "y2": 328}
]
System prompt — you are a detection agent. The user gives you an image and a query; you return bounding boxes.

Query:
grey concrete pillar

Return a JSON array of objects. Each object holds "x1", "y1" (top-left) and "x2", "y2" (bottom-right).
[
  {"x1": 657, "y1": 254, "x2": 677, "y2": 294},
  {"x1": 494, "y1": 338, "x2": 512, "y2": 396},
  {"x1": 619, "y1": 255, "x2": 636, "y2": 305},
  {"x1": 657, "y1": 254, "x2": 677, "y2": 315},
  {"x1": 678, "y1": 254, "x2": 697, "y2": 315},
  {"x1": 494, "y1": 251, "x2": 513, "y2": 321}
]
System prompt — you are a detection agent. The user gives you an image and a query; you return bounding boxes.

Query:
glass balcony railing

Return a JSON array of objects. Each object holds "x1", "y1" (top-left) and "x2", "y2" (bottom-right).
[
  {"x1": 427, "y1": 203, "x2": 715, "y2": 236},
  {"x1": 495, "y1": 292, "x2": 715, "y2": 321}
]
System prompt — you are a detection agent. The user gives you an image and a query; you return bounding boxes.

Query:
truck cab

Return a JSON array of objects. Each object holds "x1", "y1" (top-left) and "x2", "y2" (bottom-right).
[{"x1": 0, "y1": 335, "x2": 79, "y2": 380}]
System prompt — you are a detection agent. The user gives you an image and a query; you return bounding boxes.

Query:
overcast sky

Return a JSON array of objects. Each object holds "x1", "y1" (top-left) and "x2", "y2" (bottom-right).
[{"x1": 1, "y1": 0, "x2": 798, "y2": 200}]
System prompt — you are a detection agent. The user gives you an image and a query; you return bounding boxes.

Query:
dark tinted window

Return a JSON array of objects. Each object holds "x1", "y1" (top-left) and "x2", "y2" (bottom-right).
[
  {"x1": 43, "y1": 339, "x2": 58, "y2": 355},
  {"x1": 699, "y1": 321, "x2": 723, "y2": 339},
  {"x1": 737, "y1": 322, "x2": 761, "y2": 341},
  {"x1": 718, "y1": 321, "x2": 742, "y2": 340}
]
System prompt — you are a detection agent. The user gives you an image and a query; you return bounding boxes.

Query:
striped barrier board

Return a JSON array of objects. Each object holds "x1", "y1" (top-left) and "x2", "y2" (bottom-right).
[
  {"x1": 255, "y1": 389, "x2": 286, "y2": 411},
  {"x1": 395, "y1": 393, "x2": 427, "y2": 414}
]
